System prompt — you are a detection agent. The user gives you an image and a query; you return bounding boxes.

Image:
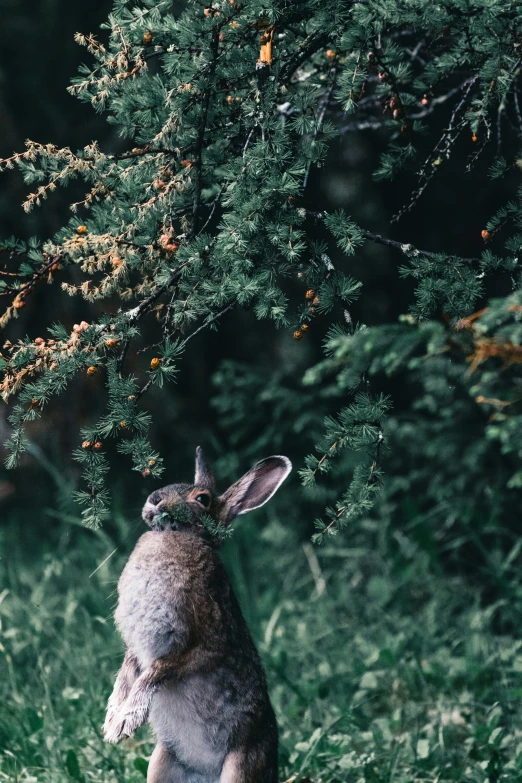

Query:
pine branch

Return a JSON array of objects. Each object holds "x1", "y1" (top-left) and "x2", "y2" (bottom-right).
[
  {"x1": 361, "y1": 230, "x2": 479, "y2": 264},
  {"x1": 136, "y1": 303, "x2": 235, "y2": 399},
  {"x1": 303, "y1": 209, "x2": 479, "y2": 263},
  {"x1": 280, "y1": 31, "x2": 329, "y2": 82},
  {"x1": 191, "y1": 28, "x2": 220, "y2": 236},
  {"x1": 3, "y1": 0, "x2": 522, "y2": 532},
  {"x1": 182, "y1": 303, "x2": 235, "y2": 347},
  {"x1": 0, "y1": 253, "x2": 64, "y2": 301}
]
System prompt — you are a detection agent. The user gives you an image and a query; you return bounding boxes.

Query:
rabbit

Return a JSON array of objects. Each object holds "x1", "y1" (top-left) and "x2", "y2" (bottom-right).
[{"x1": 103, "y1": 447, "x2": 292, "y2": 783}]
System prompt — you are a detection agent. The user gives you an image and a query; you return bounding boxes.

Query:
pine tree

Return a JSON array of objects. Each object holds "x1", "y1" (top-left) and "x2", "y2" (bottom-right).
[{"x1": 1, "y1": 0, "x2": 522, "y2": 537}]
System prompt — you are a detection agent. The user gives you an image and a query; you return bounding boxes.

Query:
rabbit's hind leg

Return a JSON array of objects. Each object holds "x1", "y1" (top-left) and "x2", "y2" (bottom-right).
[
  {"x1": 220, "y1": 747, "x2": 278, "y2": 783},
  {"x1": 148, "y1": 744, "x2": 185, "y2": 783},
  {"x1": 148, "y1": 745, "x2": 218, "y2": 783}
]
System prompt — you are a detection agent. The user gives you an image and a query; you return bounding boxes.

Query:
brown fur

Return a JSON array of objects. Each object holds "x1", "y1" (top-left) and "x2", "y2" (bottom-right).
[{"x1": 103, "y1": 450, "x2": 291, "y2": 783}]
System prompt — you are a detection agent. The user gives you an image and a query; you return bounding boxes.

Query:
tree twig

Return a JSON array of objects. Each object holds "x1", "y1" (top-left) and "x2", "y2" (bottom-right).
[
  {"x1": 303, "y1": 67, "x2": 337, "y2": 191},
  {"x1": 136, "y1": 303, "x2": 235, "y2": 399},
  {"x1": 181, "y1": 302, "x2": 235, "y2": 347},
  {"x1": 361, "y1": 229, "x2": 479, "y2": 264},
  {"x1": 191, "y1": 27, "x2": 220, "y2": 236},
  {"x1": 302, "y1": 209, "x2": 479, "y2": 264},
  {"x1": 280, "y1": 31, "x2": 328, "y2": 82}
]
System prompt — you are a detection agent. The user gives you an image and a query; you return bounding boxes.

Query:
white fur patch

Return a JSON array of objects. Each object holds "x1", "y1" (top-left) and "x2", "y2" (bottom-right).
[{"x1": 150, "y1": 681, "x2": 226, "y2": 776}]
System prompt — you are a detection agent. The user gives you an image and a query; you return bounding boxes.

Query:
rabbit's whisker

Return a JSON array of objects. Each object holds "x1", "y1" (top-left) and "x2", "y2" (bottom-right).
[
  {"x1": 89, "y1": 519, "x2": 143, "y2": 579},
  {"x1": 89, "y1": 547, "x2": 119, "y2": 578}
]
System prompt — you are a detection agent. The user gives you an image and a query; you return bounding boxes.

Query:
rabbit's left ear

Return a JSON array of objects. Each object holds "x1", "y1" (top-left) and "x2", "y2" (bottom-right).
[
  {"x1": 217, "y1": 456, "x2": 292, "y2": 524},
  {"x1": 194, "y1": 446, "x2": 216, "y2": 490}
]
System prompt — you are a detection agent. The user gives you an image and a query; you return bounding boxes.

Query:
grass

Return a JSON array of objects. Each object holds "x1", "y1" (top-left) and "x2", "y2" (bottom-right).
[{"x1": 1, "y1": 508, "x2": 522, "y2": 783}]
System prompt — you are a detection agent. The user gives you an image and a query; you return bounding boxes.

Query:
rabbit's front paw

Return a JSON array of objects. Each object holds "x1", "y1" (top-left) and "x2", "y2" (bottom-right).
[
  {"x1": 103, "y1": 703, "x2": 149, "y2": 743},
  {"x1": 103, "y1": 710, "x2": 133, "y2": 743},
  {"x1": 102, "y1": 707, "x2": 123, "y2": 743}
]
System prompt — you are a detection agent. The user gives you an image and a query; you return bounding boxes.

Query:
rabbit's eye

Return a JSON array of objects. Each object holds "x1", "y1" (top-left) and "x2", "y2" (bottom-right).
[{"x1": 195, "y1": 493, "x2": 210, "y2": 508}]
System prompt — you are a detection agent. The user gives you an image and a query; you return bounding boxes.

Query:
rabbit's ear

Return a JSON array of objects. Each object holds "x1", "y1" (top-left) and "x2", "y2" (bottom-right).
[
  {"x1": 217, "y1": 456, "x2": 291, "y2": 524},
  {"x1": 194, "y1": 446, "x2": 215, "y2": 490}
]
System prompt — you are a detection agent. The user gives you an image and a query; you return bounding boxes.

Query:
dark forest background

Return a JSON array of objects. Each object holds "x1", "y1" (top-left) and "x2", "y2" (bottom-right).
[
  {"x1": 2, "y1": 3, "x2": 522, "y2": 782},
  {"x1": 0, "y1": 0, "x2": 515, "y2": 540}
]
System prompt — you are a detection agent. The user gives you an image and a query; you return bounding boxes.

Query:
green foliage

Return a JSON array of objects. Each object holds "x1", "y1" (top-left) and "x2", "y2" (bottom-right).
[
  {"x1": 201, "y1": 512, "x2": 235, "y2": 544},
  {"x1": 2, "y1": 512, "x2": 522, "y2": 782},
  {"x1": 6, "y1": 4, "x2": 522, "y2": 779},
  {"x1": 1, "y1": 0, "x2": 522, "y2": 549},
  {"x1": 300, "y1": 392, "x2": 390, "y2": 543},
  {"x1": 322, "y1": 211, "x2": 364, "y2": 257}
]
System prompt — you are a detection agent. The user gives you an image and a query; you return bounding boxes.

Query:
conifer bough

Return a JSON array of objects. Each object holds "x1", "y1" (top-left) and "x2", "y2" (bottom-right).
[{"x1": 1, "y1": 0, "x2": 522, "y2": 530}]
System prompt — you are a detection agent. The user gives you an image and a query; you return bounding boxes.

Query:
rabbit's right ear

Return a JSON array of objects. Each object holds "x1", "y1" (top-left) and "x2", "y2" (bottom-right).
[{"x1": 217, "y1": 456, "x2": 292, "y2": 524}]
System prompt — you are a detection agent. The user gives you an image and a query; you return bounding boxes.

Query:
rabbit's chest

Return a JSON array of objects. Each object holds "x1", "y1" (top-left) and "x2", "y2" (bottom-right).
[{"x1": 114, "y1": 553, "x2": 189, "y2": 668}]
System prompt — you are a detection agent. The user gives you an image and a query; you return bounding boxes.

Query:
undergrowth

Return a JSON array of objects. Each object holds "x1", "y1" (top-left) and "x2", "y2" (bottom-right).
[{"x1": 1, "y1": 510, "x2": 522, "y2": 783}]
